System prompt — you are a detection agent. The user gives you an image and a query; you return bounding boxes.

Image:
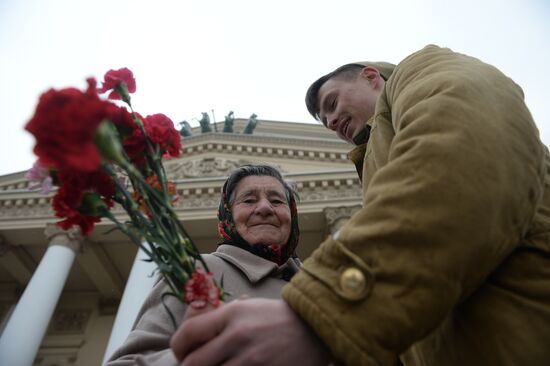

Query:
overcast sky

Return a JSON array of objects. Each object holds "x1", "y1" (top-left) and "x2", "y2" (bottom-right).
[{"x1": 1, "y1": 0, "x2": 548, "y2": 176}]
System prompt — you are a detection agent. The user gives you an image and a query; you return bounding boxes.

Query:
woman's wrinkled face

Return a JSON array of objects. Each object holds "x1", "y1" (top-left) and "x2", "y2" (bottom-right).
[{"x1": 231, "y1": 176, "x2": 291, "y2": 247}]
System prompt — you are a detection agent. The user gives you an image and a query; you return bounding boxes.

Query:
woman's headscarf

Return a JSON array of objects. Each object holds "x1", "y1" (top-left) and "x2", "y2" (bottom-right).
[{"x1": 217, "y1": 165, "x2": 300, "y2": 266}]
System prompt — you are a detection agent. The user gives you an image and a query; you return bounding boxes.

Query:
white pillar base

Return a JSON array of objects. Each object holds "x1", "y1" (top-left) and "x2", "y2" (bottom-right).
[{"x1": 102, "y1": 248, "x2": 157, "y2": 363}]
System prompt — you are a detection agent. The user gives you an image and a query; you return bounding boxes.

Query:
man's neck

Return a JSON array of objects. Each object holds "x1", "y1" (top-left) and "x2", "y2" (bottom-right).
[{"x1": 352, "y1": 126, "x2": 371, "y2": 145}]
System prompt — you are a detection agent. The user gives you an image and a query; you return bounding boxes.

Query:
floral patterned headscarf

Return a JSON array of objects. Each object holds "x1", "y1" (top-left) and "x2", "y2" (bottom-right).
[{"x1": 217, "y1": 165, "x2": 300, "y2": 266}]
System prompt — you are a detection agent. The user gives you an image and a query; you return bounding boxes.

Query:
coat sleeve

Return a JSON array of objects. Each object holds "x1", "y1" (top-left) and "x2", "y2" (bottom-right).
[
  {"x1": 283, "y1": 45, "x2": 546, "y2": 365},
  {"x1": 105, "y1": 278, "x2": 185, "y2": 366}
]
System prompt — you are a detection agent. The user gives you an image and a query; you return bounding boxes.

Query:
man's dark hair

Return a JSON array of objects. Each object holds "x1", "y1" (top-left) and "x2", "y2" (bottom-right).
[{"x1": 305, "y1": 64, "x2": 364, "y2": 123}]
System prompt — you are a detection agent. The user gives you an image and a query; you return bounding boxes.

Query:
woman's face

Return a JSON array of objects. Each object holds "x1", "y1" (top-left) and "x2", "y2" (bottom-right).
[{"x1": 231, "y1": 175, "x2": 291, "y2": 247}]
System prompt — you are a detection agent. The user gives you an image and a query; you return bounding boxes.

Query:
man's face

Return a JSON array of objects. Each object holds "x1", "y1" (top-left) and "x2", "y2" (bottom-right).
[{"x1": 317, "y1": 69, "x2": 383, "y2": 144}]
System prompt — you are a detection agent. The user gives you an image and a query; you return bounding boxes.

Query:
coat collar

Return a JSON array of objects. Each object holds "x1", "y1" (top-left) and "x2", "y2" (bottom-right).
[
  {"x1": 348, "y1": 143, "x2": 367, "y2": 181},
  {"x1": 213, "y1": 245, "x2": 301, "y2": 283}
]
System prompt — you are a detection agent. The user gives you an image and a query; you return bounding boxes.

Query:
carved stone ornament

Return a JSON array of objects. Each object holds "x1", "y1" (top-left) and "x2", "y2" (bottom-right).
[
  {"x1": 166, "y1": 157, "x2": 283, "y2": 179},
  {"x1": 47, "y1": 309, "x2": 91, "y2": 335},
  {"x1": 323, "y1": 205, "x2": 362, "y2": 234},
  {"x1": 44, "y1": 223, "x2": 84, "y2": 253}
]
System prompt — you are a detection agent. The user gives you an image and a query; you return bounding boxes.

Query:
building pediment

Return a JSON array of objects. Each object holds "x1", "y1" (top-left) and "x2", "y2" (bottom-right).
[{"x1": 165, "y1": 157, "x2": 285, "y2": 180}]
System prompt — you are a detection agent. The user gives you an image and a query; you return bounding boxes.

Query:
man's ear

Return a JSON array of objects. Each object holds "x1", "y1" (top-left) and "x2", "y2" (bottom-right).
[{"x1": 359, "y1": 66, "x2": 383, "y2": 89}]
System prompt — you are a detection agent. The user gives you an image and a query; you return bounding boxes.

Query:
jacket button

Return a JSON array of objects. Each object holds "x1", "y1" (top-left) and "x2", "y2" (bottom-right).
[{"x1": 340, "y1": 267, "x2": 366, "y2": 299}]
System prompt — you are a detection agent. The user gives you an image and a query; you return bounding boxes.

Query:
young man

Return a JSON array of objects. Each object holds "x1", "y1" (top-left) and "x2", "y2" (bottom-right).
[{"x1": 171, "y1": 45, "x2": 550, "y2": 366}]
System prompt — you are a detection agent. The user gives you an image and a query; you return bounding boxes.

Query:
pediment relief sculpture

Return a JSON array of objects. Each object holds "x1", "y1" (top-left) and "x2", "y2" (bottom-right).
[{"x1": 166, "y1": 157, "x2": 285, "y2": 179}]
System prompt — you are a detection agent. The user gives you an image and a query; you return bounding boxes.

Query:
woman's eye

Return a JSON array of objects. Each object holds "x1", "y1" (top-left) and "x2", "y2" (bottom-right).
[{"x1": 331, "y1": 98, "x2": 337, "y2": 110}]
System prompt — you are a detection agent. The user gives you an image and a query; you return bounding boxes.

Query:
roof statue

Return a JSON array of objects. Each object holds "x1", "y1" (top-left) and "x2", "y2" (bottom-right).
[
  {"x1": 242, "y1": 113, "x2": 258, "y2": 134},
  {"x1": 178, "y1": 120, "x2": 193, "y2": 137},
  {"x1": 223, "y1": 111, "x2": 235, "y2": 133},
  {"x1": 198, "y1": 112, "x2": 212, "y2": 133}
]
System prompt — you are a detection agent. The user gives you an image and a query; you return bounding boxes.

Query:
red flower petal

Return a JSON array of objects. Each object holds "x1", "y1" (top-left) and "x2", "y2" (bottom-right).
[
  {"x1": 25, "y1": 86, "x2": 116, "y2": 172},
  {"x1": 98, "y1": 68, "x2": 136, "y2": 98},
  {"x1": 184, "y1": 268, "x2": 220, "y2": 308}
]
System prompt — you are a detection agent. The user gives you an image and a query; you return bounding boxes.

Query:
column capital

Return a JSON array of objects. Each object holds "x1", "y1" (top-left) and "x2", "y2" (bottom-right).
[
  {"x1": 323, "y1": 205, "x2": 362, "y2": 235},
  {"x1": 44, "y1": 223, "x2": 84, "y2": 253}
]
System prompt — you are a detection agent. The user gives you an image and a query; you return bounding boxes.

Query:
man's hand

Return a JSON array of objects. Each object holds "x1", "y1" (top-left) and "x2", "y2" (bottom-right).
[{"x1": 170, "y1": 298, "x2": 331, "y2": 366}]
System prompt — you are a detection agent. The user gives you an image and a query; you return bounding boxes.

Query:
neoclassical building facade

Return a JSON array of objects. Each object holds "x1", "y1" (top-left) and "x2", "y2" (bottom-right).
[{"x1": 0, "y1": 119, "x2": 362, "y2": 366}]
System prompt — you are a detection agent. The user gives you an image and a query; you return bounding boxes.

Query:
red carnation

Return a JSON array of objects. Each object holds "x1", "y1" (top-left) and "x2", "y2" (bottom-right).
[
  {"x1": 184, "y1": 268, "x2": 220, "y2": 308},
  {"x1": 144, "y1": 113, "x2": 182, "y2": 158},
  {"x1": 121, "y1": 112, "x2": 148, "y2": 166},
  {"x1": 107, "y1": 104, "x2": 137, "y2": 138},
  {"x1": 98, "y1": 68, "x2": 136, "y2": 100},
  {"x1": 52, "y1": 169, "x2": 115, "y2": 236},
  {"x1": 25, "y1": 78, "x2": 117, "y2": 172},
  {"x1": 53, "y1": 187, "x2": 101, "y2": 236},
  {"x1": 122, "y1": 113, "x2": 181, "y2": 167}
]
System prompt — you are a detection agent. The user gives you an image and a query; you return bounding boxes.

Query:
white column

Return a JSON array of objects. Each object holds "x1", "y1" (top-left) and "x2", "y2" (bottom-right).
[
  {"x1": 0, "y1": 224, "x2": 83, "y2": 366},
  {"x1": 102, "y1": 247, "x2": 156, "y2": 364}
]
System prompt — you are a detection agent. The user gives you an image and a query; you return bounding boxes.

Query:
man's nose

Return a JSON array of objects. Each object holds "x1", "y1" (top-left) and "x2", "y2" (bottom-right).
[{"x1": 326, "y1": 113, "x2": 339, "y2": 130}]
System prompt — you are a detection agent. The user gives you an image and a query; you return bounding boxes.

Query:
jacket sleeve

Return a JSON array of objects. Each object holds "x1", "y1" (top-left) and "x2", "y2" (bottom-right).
[
  {"x1": 105, "y1": 278, "x2": 185, "y2": 366},
  {"x1": 283, "y1": 45, "x2": 545, "y2": 365}
]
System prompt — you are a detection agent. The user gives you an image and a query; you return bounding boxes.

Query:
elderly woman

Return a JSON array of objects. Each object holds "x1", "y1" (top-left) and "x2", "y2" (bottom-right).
[{"x1": 106, "y1": 164, "x2": 300, "y2": 365}]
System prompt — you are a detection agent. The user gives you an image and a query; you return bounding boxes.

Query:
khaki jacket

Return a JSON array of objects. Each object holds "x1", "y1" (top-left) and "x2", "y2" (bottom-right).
[
  {"x1": 283, "y1": 45, "x2": 550, "y2": 365},
  {"x1": 107, "y1": 245, "x2": 300, "y2": 365}
]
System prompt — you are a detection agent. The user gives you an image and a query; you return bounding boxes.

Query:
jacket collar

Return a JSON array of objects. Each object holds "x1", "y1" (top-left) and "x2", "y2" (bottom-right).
[
  {"x1": 348, "y1": 143, "x2": 367, "y2": 181},
  {"x1": 347, "y1": 122, "x2": 373, "y2": 182},
  {"x1": 213, "y1": 245, "x2": 301, "y2": 283}
]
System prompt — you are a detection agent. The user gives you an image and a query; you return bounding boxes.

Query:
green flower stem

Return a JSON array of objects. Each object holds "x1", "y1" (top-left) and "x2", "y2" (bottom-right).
[
  {"x1": 104, "y1": 101, "x2": 217, "y2": 303},
  {"x1": 102, "y1": 207, "x2": 183, "y2": 298},
  {"x1": 101, "y1": 210, "x2": 153, "y2": 259},
  {"x1": 115, "y1": 83, "x2": 132, "y2": 106},
  {"x1": 131, "y1": 179, "x2": 173, "y2": 245},
  {"x1": 105, "y1": 163, "x2": 197, "y2": 296},
  {"x1": 103, "y1": 167, "x2": 171, "y2": 273}
]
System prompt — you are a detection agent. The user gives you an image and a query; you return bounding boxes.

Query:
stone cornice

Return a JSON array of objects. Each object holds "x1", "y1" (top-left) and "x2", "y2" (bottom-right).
[
  {"x1": 179, "y1": 133, "x2": 350, "y2": 164},
  {"x1": 182, "y1": 130, "x2": 348, "y2": 149}
]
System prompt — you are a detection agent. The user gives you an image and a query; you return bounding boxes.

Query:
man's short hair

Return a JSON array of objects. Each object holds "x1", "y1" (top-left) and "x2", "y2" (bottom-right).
[
  {"x1": 305, "y1": 62, "x2": 393, "y2": 123},
  {"x1": 305, "y1": 64, "x2": 364, "y2": 122}
]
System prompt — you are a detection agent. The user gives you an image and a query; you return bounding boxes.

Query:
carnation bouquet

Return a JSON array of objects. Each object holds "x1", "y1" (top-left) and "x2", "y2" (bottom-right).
[{"x1": 25, "y1": 68, "x2": 223, "y2": 317}]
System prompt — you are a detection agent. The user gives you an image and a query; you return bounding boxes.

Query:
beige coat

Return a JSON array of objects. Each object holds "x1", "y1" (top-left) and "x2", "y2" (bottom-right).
[
  {"x1": 283, "y1": 45, "x2": 550, "y2": 365},
  {"x1": 106, "y1": 245, "x2": 300, "y2": 365}
]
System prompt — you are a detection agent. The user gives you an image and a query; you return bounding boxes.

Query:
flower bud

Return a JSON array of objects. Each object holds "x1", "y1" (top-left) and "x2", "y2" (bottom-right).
[
  {"x1": 79, "y1": 192, "x2": 108, "y2": 217},
  {"x1": 95, "y1": 120, "x2": 128, "y2": 167},
  {"x1": 115, "y1": 83, "x2": 132, "y2": 105}
]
